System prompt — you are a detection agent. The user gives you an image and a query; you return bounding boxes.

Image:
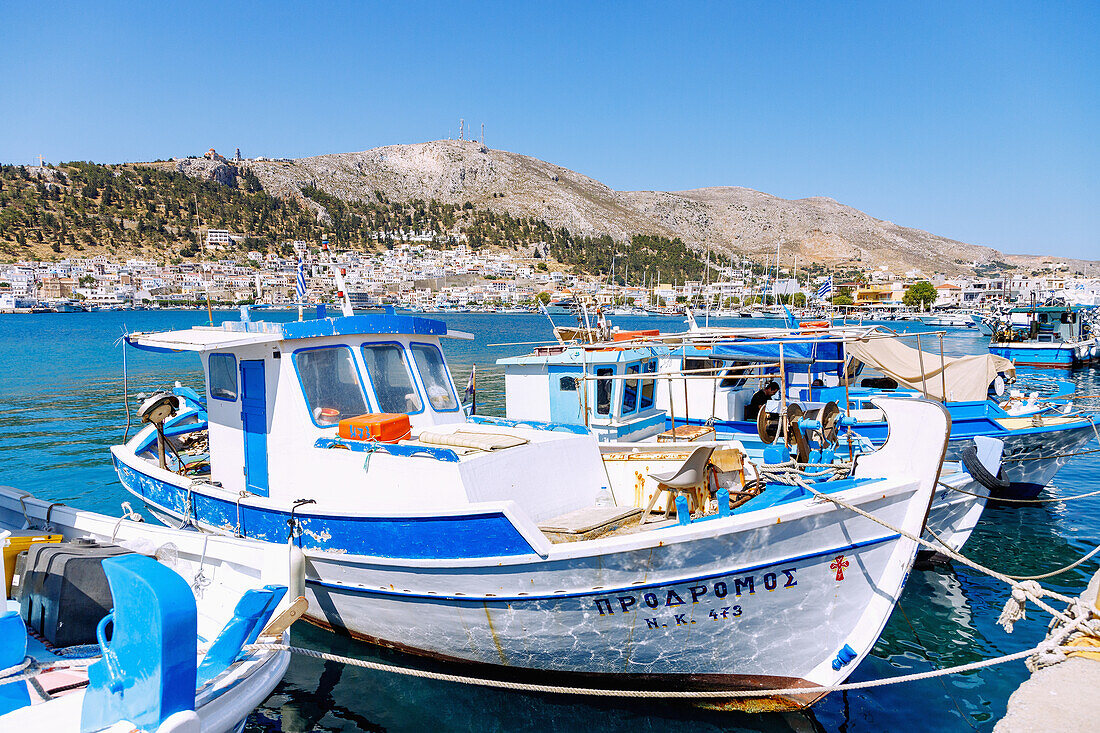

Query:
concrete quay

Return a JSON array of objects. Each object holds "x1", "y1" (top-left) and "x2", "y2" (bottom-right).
[{"x1": 996, "y1": 568, "x2": 1100, "y2": 732}]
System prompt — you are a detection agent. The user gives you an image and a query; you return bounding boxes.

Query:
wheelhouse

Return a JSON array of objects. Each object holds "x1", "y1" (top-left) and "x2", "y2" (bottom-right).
[
  {"x1": 498, "y1": 345, "x2": 665, "y2": 441},
  {"x1": 127, "y1": 312, "x2": 468, "y2": 499}
]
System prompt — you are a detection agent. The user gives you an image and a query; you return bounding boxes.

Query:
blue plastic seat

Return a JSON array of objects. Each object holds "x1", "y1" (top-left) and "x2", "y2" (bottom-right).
[
  {"x1": 0, "y1": 610, "x2": 31, "y2": 716},
  {"x1": 196, "y1": 584, "x2": 286, "y2": 687},
  {"x1": 79, "y1": 554, "x2": 197, "y2": 733}
]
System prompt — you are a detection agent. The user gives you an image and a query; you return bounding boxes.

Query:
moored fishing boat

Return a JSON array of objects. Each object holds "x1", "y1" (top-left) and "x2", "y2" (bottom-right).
[
  {"x1": 988, "y1": 304, "x2": 1098, "y2": 368},
  {"x1": 498, "y1": 338, "x2": 1002, "y2": 552},
  {"x1": 0, "y1": 486, "x2": 296, "y2": 732},
  {"x1": 109, "y1": 309, "x2": 953, "y2": 710},
  {"x1": 919, "y1": 312, "x2": 976, "y2": 328},
  {"x1": 549, "y1": 325, "x2": 1092, "y2": 499}
]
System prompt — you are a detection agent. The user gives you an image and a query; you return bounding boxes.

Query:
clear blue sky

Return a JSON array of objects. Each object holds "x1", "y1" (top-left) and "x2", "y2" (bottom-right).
[{"x1": 1, "y1": 2, "x2": 1096, "y2": 259}]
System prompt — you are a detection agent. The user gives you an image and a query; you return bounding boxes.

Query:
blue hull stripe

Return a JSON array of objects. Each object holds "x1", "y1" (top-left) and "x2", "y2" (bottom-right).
[
  {"x1": 305, "y1": 533, "x2": 902, "y2": 602},
  {"x1": 114, "y1": 458, "x2": 538, "y2": 559}
]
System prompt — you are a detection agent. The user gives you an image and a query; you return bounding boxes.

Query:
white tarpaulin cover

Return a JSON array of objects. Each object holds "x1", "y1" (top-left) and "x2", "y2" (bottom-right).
[{"x1": 847, "y1": 337, "x2": 1016, "y2": 402}]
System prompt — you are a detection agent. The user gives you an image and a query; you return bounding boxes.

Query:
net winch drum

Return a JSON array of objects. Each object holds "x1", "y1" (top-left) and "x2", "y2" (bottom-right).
[
  {"x1": 756, "y1": 405, "x2": 781, "y2": 445},
  {"x1": 784, "y1": 404, "x2": 810, "y2": 464},
  {"x1": 757, "y1": 401, "x2": 842, "y2": 464},
  {"x1": 798, "y1": 401, "x2": 842, "y2": 446},
  {"x1": 756, "y1": 404, "x2": 812, "y2": 463},
  {"x1": 138, "y1": 391, "x2": 179, "y2": 425}
]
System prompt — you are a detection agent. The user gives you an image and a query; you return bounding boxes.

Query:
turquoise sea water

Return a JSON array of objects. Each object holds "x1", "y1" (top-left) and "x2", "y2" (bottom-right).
[{"x1": 0, "y1": 310, "x2": 1097, "y2": 732}]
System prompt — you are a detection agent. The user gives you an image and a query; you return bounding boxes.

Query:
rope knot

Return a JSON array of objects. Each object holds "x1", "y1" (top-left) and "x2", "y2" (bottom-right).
[{"x1": 998, "y1": 581, "x2": 1044, "y2": 633}]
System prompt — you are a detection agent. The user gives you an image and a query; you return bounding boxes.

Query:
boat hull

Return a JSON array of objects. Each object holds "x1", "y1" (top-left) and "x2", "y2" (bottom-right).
[
  {"x1": 112, "y1": 451, "x2": 930, "y2": 710},
  {"x1": 989, "y1": 339, "x2": 1098, "y2": 368}
]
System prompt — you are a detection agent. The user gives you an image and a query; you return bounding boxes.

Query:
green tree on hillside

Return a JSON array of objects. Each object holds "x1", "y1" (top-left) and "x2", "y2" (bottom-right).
[{"x1": 903, "y1": 281, "x2": 938, "y2": 308}]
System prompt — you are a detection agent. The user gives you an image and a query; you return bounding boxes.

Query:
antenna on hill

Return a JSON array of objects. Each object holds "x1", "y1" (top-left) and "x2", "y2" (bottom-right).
[
  {"x1": 459, "y1": 119, "x2": 465, "y2": 141},
  {"x1": 480, "y1": 123, "x2": 484, "y2": 145}
]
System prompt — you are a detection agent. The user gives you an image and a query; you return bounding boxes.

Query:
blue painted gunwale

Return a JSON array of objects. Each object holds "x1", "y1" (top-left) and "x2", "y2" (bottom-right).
[
  {"x1": 672, "y1": 405, "x2": 1094, "y2": 447},
  {"x1": 112, "y1": 454, "x2": 539, "y2": 559},
  {"x1": 314, "y1": 437, "x2": 461, "y2": 463},
  {"x1": 304, "y1": 532, "x2": 902, "y2": 602}
]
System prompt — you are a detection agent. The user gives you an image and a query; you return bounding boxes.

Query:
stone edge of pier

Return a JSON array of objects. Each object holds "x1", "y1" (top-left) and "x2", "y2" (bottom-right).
[{"x1": 995, "y1": 568, "x2": 1100, "y2": 732}]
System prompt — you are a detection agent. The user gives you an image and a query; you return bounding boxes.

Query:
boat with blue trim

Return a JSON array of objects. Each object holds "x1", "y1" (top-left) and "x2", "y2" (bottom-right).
[
  {"x1": 110, "y1": 308, "x2": 954, "y2": 711},
  {"x1": 988, "y1": 304, "x2": 1099, "y2": 368},
  {"x1": 518, "y1": 324, "x2": 1092, "y2": 499},
  {"x1": 0, "y1": 486, "x2": 295, "y2": 732},
  {"x1": 498, "y1": 335, "x2": 1004, "y2": 553}
]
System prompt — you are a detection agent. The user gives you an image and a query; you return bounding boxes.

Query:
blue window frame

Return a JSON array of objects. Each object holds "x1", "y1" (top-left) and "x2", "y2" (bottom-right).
[
  {"x1": 360, "y1": 341, "x2": 424, "y2": 415},
  {"x1": 639, "y1": 360, "x2": 656, "y2": 410},
  {"x1": 208, "y1": 353, "x2": 238, "y2": 401},
  {"x1": 292, "y1": 345, "x2": 370, "y2": 428},
  {"x1": 622, "y1": 363, "x2": 640, "y2": 414},
  {"x1": 409, "y1": 342, "x2": 460, "y2": 412}
]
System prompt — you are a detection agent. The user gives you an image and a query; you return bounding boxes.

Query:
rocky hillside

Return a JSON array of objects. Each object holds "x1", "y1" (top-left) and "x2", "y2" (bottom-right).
[{"x1": 223, "y1": 139, "x2": 1002, "y2": 274}]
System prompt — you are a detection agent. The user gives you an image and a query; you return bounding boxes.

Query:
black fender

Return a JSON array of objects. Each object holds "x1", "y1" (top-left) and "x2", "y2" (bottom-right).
[{"x1": 960, "y1": 443, "x2": 1010, "y2": 491}]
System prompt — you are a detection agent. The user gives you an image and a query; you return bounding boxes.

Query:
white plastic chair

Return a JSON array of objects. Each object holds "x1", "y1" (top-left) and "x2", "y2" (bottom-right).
[{"x1": 641, "y1": 446, "x2": 715, "y2": 524}]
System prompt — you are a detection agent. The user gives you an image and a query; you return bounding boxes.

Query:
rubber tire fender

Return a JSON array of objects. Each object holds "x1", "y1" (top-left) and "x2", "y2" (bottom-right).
[{"x1": 960, "y1": 443, "x2": 1011, "y2": 491}]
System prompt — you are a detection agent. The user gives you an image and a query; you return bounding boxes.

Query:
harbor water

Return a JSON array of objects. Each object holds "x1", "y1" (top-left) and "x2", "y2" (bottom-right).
[{"x1": 1, "y1": 310, "x2": 1098, "y2": 732}]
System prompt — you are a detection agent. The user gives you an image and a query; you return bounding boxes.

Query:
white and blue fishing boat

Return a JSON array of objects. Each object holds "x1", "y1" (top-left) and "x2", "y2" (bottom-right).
[
  {"x1": 0, "y1": 486, "x2": 296, "y2": 732},
  {"x1": 988, "y1": 304, "x2": 1098, "y2": 368},
  {"x1": 540, "y1": 327, "x2": 1093, "y2": 500},
  {"x1": 111, "y1": 308, "x2": 953, "y2": 711},
  {"x1": 498, "y1": 338, "x2": 1003, "y2": 553}
]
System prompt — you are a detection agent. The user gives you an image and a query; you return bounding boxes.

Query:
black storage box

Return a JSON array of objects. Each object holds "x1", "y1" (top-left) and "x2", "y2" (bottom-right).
[{"x1": 19, "y1": 538, "x2": 134, "y2": 648}]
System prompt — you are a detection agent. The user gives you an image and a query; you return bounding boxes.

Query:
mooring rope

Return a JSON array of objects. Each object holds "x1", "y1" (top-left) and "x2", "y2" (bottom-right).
[
  {"x1": 1002, "y1": 446, "x2": 1100, "y2": 463},
  {"x1": 774, "y1": 472, "x2": 1094, "y2": 636},
  {"x1": 935, "y1": 480, "x2": 1100, "y2": 504},
  {"x1": 925, "y1": 525, "x2": 1100, "y2": 582},
  {"x1": 239, "y1": 641, "x2": 1077, "y2": 698},
  {"x1": 0, "y1": 655, "x2": 104, "y2": 685}
]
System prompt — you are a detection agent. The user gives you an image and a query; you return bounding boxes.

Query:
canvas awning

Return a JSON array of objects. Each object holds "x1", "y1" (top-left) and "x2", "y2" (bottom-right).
[{"x1": 847, "y1": 337, "x2": 1015, "y2": 402}]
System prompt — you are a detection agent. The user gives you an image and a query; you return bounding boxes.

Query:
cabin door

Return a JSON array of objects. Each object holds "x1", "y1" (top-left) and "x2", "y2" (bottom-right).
[
  {"x1": 548, "y1": 365, "x2": 585, "y2": 425},
  {"x1": 240, "y1": 359, "x2": 269, "y2": 496}
]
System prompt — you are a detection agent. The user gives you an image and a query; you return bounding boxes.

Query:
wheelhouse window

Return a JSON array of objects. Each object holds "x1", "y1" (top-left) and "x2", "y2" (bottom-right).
[
  {"x1": 361, "y1": 343, "x2": 423, "y2": 414},
  {"x1": 410, "y1": 343, "x2": 458, "y2": 411},
  {"x1": 720, "y1": 361, "x2": 751, "y2": 389},
  {"x1": 639, "y1": 360, "x2": 656, "y2": 410},
  {"x1": 208, "y1": 353, "x2": 237, "y2": 401},
  {"x1": 294, "y1": 346, "x2": 368, "y2": 426},
  {"x1": 622, "y1": 364, "x2": 640, "y2": 414},
  {"x1": 683, "y1": 357, "x2": 715, "y2": 373},
  {"x1": 595, "y1": 367, "x2": 614, "y2": 416}
]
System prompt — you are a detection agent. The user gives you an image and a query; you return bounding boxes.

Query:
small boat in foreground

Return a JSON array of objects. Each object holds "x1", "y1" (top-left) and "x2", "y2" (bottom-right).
[{"x1": 0, "y1": 487, "x2": 295, "y2": 732}]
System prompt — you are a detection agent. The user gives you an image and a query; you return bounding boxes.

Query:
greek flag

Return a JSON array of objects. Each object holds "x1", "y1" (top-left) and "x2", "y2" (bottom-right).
[
  {"x1": 815, "y1": 277, "x2": 833, "y2": 300},
  {"x1": 296, "y1": 261, "x2": 307, "y2": 303}
]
